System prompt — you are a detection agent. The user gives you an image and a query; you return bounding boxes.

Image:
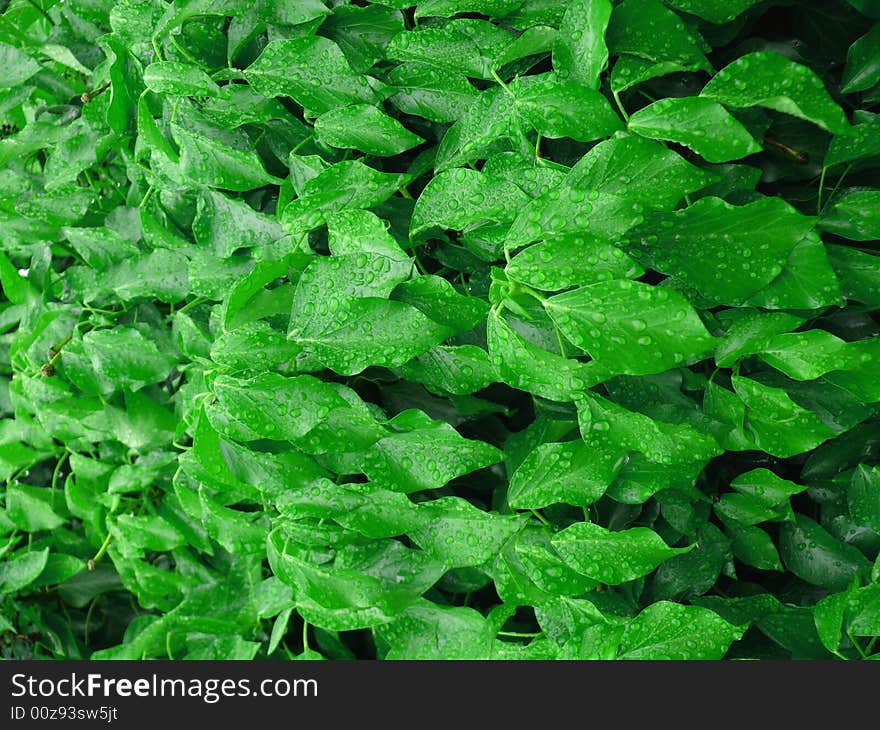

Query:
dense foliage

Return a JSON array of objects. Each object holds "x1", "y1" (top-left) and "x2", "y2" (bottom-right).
[{"x1": 1, "y1": 0, "x2": 879, "y2": 661}]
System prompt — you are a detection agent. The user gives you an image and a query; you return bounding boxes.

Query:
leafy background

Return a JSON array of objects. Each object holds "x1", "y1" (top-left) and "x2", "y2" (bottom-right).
[{"x1": 1, "y1": 0, "x2": 879, "y2": 660}]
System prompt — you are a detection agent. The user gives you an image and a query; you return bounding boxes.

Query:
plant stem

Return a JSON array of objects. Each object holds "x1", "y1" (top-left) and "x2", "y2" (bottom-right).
[
  {"x1": 820, "y1": 163, "x2": 853, "y2": 215},
  {"x1": 88, "y1": 532, "x2": 113, "y2": 571}
]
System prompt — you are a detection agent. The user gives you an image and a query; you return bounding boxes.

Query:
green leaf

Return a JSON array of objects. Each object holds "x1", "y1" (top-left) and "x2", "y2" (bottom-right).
[
  {"x1": 828, "y1": 245, "x2": 880, "y2": 307},
  {"x1": 314, "y1": 104, "x2": 424, "y2": 156},
  {"x1": 5, "y1": 485, "x2": 65, "y2": 532},
  {"x1": 487, "y1": 310, "x2": 601, "y2": 400},
  {"x1": 172, "y1": 122, "x2": 282, "y2": 192},
  {"x1": 379, "y1": 601, "x2": 496, "y2": 659},
  {"x1": 0, "y1": 549, "x2": 49, "y2": 593},
  {"x1": 386, "y1": 19, "x2": 513, "y2": 80},
  {"x1": 848, "y1": 464, "x2": 880, "y2": 532},
  {"x1": 820, "y1": 189, "x2": 880, "y2": 241},
  {"x1": 727, "y1": 522, "x2": 784, "y2": 572},
  {"x1": 507, "y1": 439, "x2": 624, "y2": 509},
  {"x1": 396, "y1": 345, "x2": 497, "y2": 395},
  {"x1": 629, "y1": 97, "x2": 761, "y2": 162},
  {"x1": 552, "y1": 521, "x2": 692, "y2": 584},
  {"x1": 842, "y1": 23, "x2": 880, "y2": 93},
  {"x1": 409, "y1": 497, "x2": 525, "y2": 567},
  {"x1": 715, "y1": 493, "x2": 781, "y2": 525},
  {"x1": 730, "y1": 468, "x2": 808, "y2": 507},
  {"x1": 552, "y1": 0, "x2": 612, "y2": 89},
  {"x1": 281, "y1": 161, "x2": 405, "y2": 232},
  {"x1": 415, "y1": 0, "x2": 524, "y2": 19},
  {"x1": 715, "y1": 310, "x2": 807, "y2": 367},
  {"x1": 506, "y1": 233, "x2": 643, "y2": 291},
  {"x1": 567, "y1": 134, "x2": 716, "y2": 211},
  {"x1": 663, "y1": 0, "x2": 765, "y2": 23},
  {"x1": 617, "y1": 602, "x2": 744, "y2": 659},
  {"x1": 245, "y1": 37, "x2": 381, "y2": 115},
  {"x1": 270, "y1": 537, "x2": 445, "y2": 632},
  {"x1": 779, "y1": 515, "x2": 870, "y2": 590},
  {"x1": 544, "y1": 279, "x2": 717, "y2": 375},
  {"x1": 577, "y1": 390, "x2": 722, "y2": 465},
  {"x1": 388, "y1": 63, "x2": 480, "y2": 123},
  {"x1": 701, "y1": 51, "x2": 851, "y2": 134},
  {"x1": 143, "y1": 61, "x2": 220, "y2": 97},
  {"x1": 411, "y1": 167, "x2": 529, "y2": 236},
  {"x1": 434, "y1": 86, "x2": 514, "y2": 171},
  {"x1": 628, "y1": 197, "x2": 814, "y2": 305},
  {"x1": 363, "y1": 411, "x2": 502, "y2": 492},
  {"x1": 730, "y1": 375, "x2": 837, "y2": 458},
  {"x1": 743, "y1": 233, "x2": 843, "y2": 310},
  {"x1": 512, "y1": 73, "x2": 624, "y2": 141},
  {"x1": 607, "y1": 0, "x2": 711, "y2": 70}
]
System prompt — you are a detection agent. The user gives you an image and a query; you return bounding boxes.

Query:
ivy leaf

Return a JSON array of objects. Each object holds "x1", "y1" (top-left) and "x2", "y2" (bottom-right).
[
  {"x1": 629, "y1": 97, "x2": 761, "y2": 162},
  {"x1": 409, "y1": 497, "x2": 526, "y2": 567},
  {"x1": 245, "y1": 37, "x2": 382, "y2": 115},
  {"x1": 143, "y1": 61, "x2": 220, "y2": 97},
  {"x1": 387, "y1": 63, "x2": 480, "y2": 123},
  {"x1": 628, "y1": 197, "x2": 814, "y2": 305},
  {"x1": 779, "y1": 515, "x2": 870, "y2": 590},
  {"x1": 551, "y1": 0, "x2": 613, "y2": 89},
  {"x1": 507, "y1": 440, "x2": 625, "y2": 509},
  {"x1": 617, "y1": 602, "x2": 744, "y2": 659},
  {"x1": 663, "y1": 0, "x2": 765, "y2": 23},
  {"x1": 820, "y1": 189, "x2": 880, "y2": 241},
  {"x1": 842, "y1": 23, "x2": 880, "y2": 93},
  {"x1": 288, "y1": 298, "x2": 451, "y2": 375},
  {"x1": 487, "y1": 310, "x2": 602, "y2": 400},
  {"x1": 848, "y1": 464, "x2": 880, "y2": 532},
  {"x1": 506, "y1": 233, "x2": 643, "y2": 291},
  {"x1": 552, "y1": 521, "x2": 693, "y2": 584},
  {"x1": 411, "y1": 167, "x2": 529, "y2": 236},
  {"x1": 607, "y1": 0, "x2": 711, "y2": 70},
  {"x1": 172, "y1": 123, "x2": 282, "y2": 191},
  {"x1": 314, "y1": 104, "x2": 424, "y2": 156},
  {"x1": 730, "y1": 375, "x2": 837, "y2": 458},
  {"x1": 701, "y1": 51, "x2": 851, "y2": 134},
  {"x1": 0, "y1": 549, "x2": 50, "y2": 594},
  {"x1": 567, "y1": 134, "x2": 716, "y2": 211},
  {"x1": 386, "y1": 19, "x2": 513, "y2": 79},
  {"x1": 577, "y1": 391, "x2": 722, "y2": 465},
  {"x1": 362, "y1": 411, "x2": 503, "y2": 492},
  {"x1": 544, "y1": 279, "x2": 717, "y2": 375}
]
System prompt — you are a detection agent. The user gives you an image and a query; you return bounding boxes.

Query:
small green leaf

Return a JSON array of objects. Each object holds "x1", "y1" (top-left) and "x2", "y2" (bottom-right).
[
  {"x1": 553, "y1": 521, "x2": 692, "y2": 584},
  {"x1": 629, "y1": 97, "x2": 761, "y2": 162},
  {"x1": 842, "y1": 23, "x2": 880, "y2": 93},
  {"x1": 552, "y1": 0, "x2": 612, "y2": 89},
  {"x1": 507, "y1": 439, "x2": 624, "y2": 509},
  {"x1": 143, "y1": 61, "x2": 220, "y2": 97},
  {"x1": 618, "y1": 602, "x2": 744, "y2": 659},
  {"x1": 0, "y1": 549, "x2": 50, "y2": 593},
  {"x1": 779, "y1": 515, "x2": 870, "y2": 591},
  {"x1": 245, "y1": 37, "x2": 382, "y2": 115},
  {"x1": 544, "y1": 279, "x2": 716, "y2": 375},
  {"x1": 701, "y1": 51, "x2": 851, "y2": 134},
  {"x1": 314, "y1": 104, "x2": 424, "y2": 156}
]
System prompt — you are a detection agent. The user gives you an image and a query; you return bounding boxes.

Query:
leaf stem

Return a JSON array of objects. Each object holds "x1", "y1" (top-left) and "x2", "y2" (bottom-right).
[
  {"x1": 816, "y1": 165, "x2": 827, "y2": 214},
  {"x1": 612, "y1": 90, "x2": 629, "y2": 122},
  {"x1": 819, "y1": 163, "x2": 853, "y2": 215},
  {"x1": 530, "y1": 509, "x2": 551, "y2": 527},
  {"x1": 490, "y1": 68, "x2": 514, "y2": 97},
  {"x1": 497, "y1": 630, "x2": 543, "y2": 638},
  {"x1": 88, "y1": 532, "x2": 113, "y2": 571},
  {"x1": 50, "y1": 451, "x2": 69, "y2": 495}
]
